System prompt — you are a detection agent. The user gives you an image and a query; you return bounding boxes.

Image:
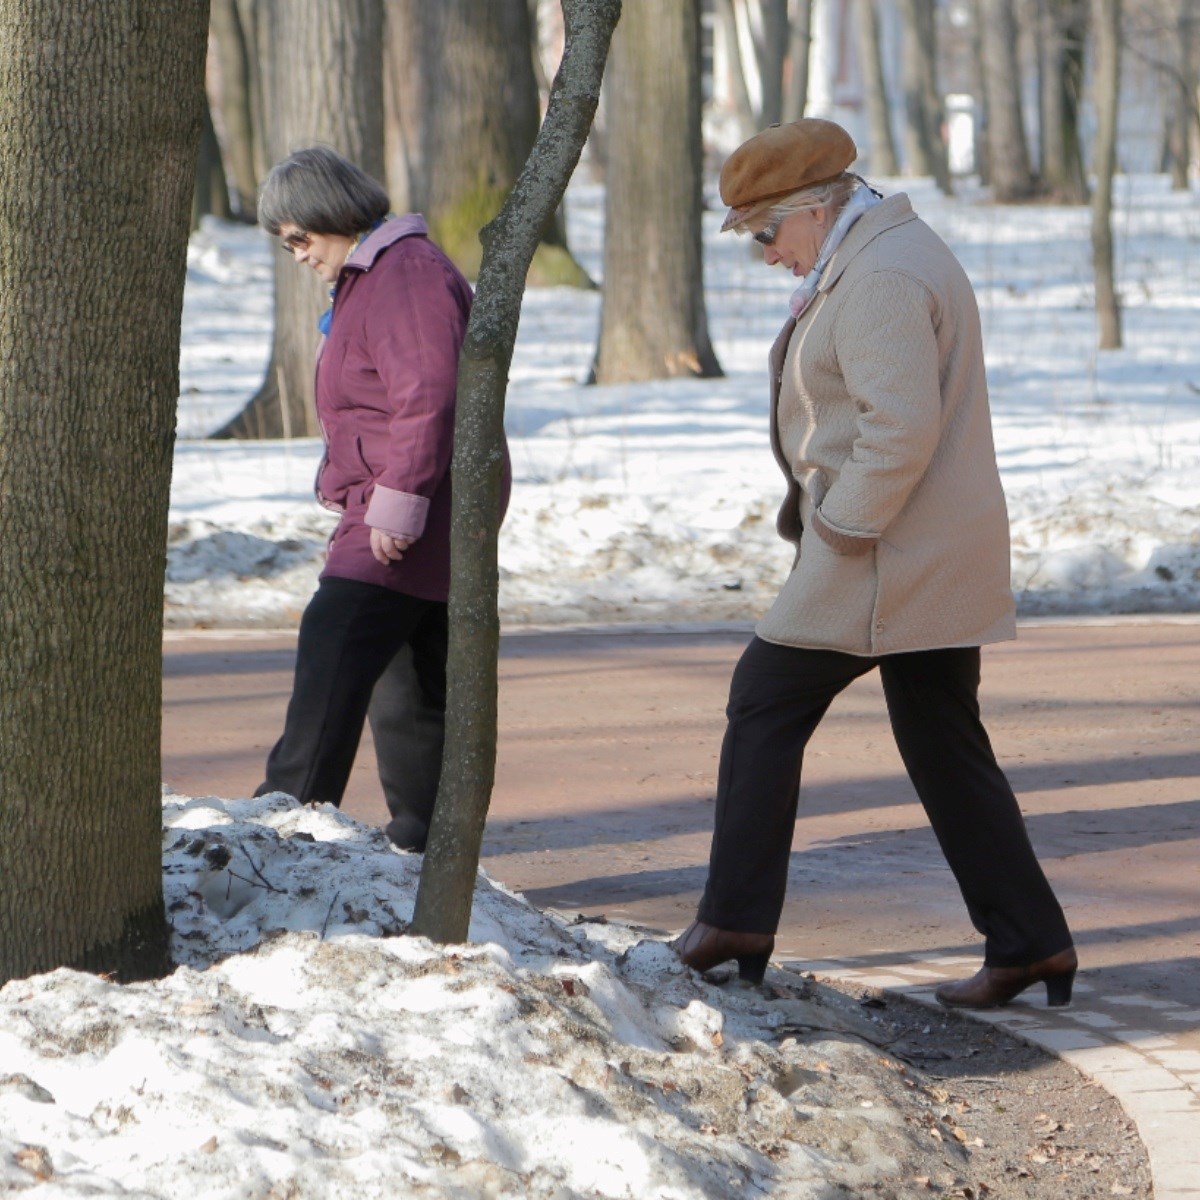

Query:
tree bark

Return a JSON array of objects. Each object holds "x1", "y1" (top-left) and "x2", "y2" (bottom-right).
[
  {"x1": 755, "y1": 0, "x2": 791, "y2": 127},
  {"x1": 384, "y1": 0, "x2": 590, "y2": 287},
  {"x1": 0, "y1": 0, "x2": 208, "y2": 986},
  {"x1": 855, "y1": 0, "x2": 901, "y2": 175},
  {"x1": 215, "y1": 0, "x2": 384, "y2": 440},
  {"x1": 979, "y1": 0, "x2": 1036, "y2": 199},
  {"x1": 782, "y1": 0, "x2": 813, "y2": 122},
  {"x1": 715, "y1": 0, "x2": 758, "y2": 143},
  {"x1": 193, "y1": 96, "x2": 233, "y2": 230},
  {"x1": 592, "y1": 0, "x2": 723, "y2": 383},
  {"x1": 410, "y1": 0, "x2": 622, "y2": 946},
  {"x1": 898, "y1": 0, "x2": 952, "y2": 191},
  {"x1": 1038, "y1": 0, "x2": 1088, "y2": 203},
  {"x1": 1167, "y1": 0, "x2": 1196, "y2": 189},
  {"x1": 209, "y1": 0, "x2": 259, "y2": 219},
  {"x1": 1091, "y1": 0, "x2": 1122, "y2": 348}
]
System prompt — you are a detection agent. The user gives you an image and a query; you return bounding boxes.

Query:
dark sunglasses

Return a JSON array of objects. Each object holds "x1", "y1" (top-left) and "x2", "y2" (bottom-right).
[
  {"x1": 279, "y1": 229, "x2": 313, "y2": 255},
  {"x1": 752, "y1": 218, "x2": 782, "y2": 247}
]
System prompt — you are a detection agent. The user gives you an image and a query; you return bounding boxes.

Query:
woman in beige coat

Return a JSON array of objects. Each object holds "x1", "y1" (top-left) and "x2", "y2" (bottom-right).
[{"x1": 673, "y1": 120, "x2": 1076, "y2": 1009}]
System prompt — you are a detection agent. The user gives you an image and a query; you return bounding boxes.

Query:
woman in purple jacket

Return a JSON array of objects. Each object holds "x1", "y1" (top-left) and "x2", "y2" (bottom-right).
[{"x1": 253, "y1": 146, "x2": 495, "y2": 852}]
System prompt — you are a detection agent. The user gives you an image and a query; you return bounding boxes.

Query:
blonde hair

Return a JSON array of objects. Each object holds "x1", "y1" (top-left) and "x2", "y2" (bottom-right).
[{"x1": 762, "y1": 172, "x2": 861, "y2": 225}]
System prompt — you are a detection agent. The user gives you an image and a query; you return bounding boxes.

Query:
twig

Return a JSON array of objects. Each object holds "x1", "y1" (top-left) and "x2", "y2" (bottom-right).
[
  {"x1": 320, "y1": 890, "x2": 341, "y2": 939},
  {"x1": 240, "y1": 844, "x2": 283, "y2": 894}
]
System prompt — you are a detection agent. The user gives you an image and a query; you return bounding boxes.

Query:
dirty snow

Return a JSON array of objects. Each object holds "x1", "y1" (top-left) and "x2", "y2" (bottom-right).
[{"x1": 2, "y1": 793, "x2": 963, "y2": 1198}]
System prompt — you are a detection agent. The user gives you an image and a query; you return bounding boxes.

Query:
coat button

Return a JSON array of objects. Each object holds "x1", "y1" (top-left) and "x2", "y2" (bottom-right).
[{"x1": 874, "y1": 620, "x2": 885, "y2": 632}]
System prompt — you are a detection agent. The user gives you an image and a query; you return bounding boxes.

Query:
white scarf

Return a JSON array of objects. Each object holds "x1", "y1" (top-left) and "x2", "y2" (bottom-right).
[{"x1": 789, "y1": 185, "x2": 882, "y2": 318}]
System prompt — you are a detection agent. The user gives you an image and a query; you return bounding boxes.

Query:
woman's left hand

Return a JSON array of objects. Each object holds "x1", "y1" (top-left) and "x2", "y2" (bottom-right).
[{"x1": 370, "y1": 528, "x2": 415, "y2": 565}]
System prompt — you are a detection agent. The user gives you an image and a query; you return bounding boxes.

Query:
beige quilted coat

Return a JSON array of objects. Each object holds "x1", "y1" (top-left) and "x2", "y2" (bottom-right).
[{"x1": 755, "y1": 193, "x2": 1016, "y2": 656}]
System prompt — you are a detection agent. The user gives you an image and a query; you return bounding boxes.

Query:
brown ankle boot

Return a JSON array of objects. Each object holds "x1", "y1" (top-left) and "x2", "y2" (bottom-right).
[
  {"x1": 671, "y1": 920, "x2": 775, "y2": 984},
  {"x1": 935, "y1": 947, "x2": 1078, "y2": 1010}
]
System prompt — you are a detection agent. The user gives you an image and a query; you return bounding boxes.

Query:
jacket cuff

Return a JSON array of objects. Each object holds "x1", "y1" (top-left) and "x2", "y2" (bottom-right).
[
  {"x1": 365, "y1": 485, "x2": 430, "y2": 539},
  {"x1": 812, "y1": 509, "x2": 878, "y2": 556}
]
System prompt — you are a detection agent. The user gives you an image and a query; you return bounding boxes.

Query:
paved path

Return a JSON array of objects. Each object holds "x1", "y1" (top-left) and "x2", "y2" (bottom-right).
[{"x1": 164, "y1": 618, "x2": 1200, "y2": 1197}]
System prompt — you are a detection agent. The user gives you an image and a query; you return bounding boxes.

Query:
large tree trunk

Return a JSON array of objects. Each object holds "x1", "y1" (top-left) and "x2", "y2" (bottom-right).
[
  {"x1": 1038, "y1": 0, "x2": 1088, "y2": 203},
  {"x1": 216, "y1": 0, "x2": 384, "y2": 440},
  {"x1": 782, "y1": 0, "x2": 813, "y2": 122},
  {"x1": 898, "y1": 0, "x2": 951, "y2": 191},
  {"x1": 410, "y1": 0, "x2": 622, "y2": 946},
  {"x1": 592, "y1": 0, "x2": 722, "y2": 383},
  {"x1": 1092, "y1": 0, "x2": 1122, "y2": 348},
  {"x1": 209, "y1": 0, "x2": 259, "y2": 219},
  {"x1": 386, "y1": 0, "x2": 590, "y2": 287},
  {"x1": 855, "y1": 0, "x2": 901, "y2": 175},
  {"x1": 0, "y1": 0, "x2": 208, "y2": 986},
  {"x1": 979, "y1": 0, "x2": 1036, "y2": 199},
  {"x1": 384, "y1": 0, "x2": 422, "y2": 215}
]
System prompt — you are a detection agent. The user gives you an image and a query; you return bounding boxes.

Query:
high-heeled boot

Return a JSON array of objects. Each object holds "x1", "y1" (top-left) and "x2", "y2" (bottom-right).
[
  {"x1": 935, "y1": 947, "x2": 1078, "y2": 1010},
  {"x1": 670, "y1": 920, "x2": 775, "y2": 984}
]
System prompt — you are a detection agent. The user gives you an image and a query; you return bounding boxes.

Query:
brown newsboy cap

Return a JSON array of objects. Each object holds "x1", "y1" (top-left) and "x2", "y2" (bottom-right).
[{"x1": 719, "y1": 118, "x2": 857, "y2": 232}]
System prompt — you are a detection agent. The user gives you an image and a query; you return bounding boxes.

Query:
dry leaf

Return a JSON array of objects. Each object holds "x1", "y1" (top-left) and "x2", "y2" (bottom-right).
[
  {"x1": 199, "y1": 1136, "x2": 218, "y2": 1154},
  {"x1": 14, "y1": 1146, "x2": 53, "y2": 1181},
  {"x1": 711, "y1": 1030, "x2": 724, "y2": 1048},
  {"x1": 699, "y1": 1123, "x2": 718, "y2": 1135}
]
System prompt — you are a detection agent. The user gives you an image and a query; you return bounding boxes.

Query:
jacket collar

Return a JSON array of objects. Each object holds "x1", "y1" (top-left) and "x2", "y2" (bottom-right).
[
  {"x1": 818, "y1": 193, "x2": 917, "y2": 292},
  {"x1": 344, "y1": 213, "x2": 429, "y2": 271}
]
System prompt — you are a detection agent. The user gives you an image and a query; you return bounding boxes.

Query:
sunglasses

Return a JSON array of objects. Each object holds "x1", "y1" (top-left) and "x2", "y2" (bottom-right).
[
  {"x1": 279, "y1": 229, "x2": 313, "y2": 255},
  {"x1": 752, "y1": 218, "x2": 782, "y2": 247}
]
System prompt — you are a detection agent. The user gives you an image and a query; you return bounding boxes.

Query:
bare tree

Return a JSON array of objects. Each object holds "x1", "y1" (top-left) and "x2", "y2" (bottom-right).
[
  {"x1": 216, "y1": 0, "x2": 385, "y2": 440},
  {"x1": 0, "y1": 0, "x2": 208, "y2": 985},
  {"x1": 979, "y1": 0, "x2": 1037, "y2": 198},
  {"x1": 194, "y1": 96, "x2": 233, "y2": 229},
  {"x1": 1092, "y1": 0, "x2": 1122, "y2": 348},
  {"x1": 1038, "y1": 0, "x2": 1089, "y2": 202},
  {"x1": 410, "y1": 0, "x2": 622, "y2": 945},
  {"x1": 855, "y1": 0, "x2": 901, "y2": 175},
  {"x1": 1166, "y1": 0, "x2": 1197, "y2": 188},
  {"x1": 898, "y1": 0, "x2": 952, "y2": 191},
  {"x1": 209, "y1": 0, "x2": 259, "y2": 219},
  {"x1": 384, "y1": 0, "x2": 590, "y2": 287},
  {"x1": 782, "y1": 0, "x2": 814, "y2": 121},
  {"x1": 592, "y1": 0, "x2": 722, "y2": 383}
]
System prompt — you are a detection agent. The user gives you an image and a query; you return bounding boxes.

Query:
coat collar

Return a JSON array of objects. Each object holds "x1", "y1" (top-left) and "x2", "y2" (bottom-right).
[
  {"x1": 344, "y1": 213, "x2": 429, "y2": 271},
  {"x1": 818, "y1": 192, "x2": 917, "y2": 293}
]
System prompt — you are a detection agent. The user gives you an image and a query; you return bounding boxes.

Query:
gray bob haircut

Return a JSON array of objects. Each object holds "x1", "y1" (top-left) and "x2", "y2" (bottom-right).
[{"x1": 258, "y1": 146, "x2": 390, "y2": 236}]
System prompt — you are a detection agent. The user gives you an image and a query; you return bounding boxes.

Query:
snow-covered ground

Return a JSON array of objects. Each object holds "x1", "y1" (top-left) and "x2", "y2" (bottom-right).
[
  {"x1": 1, "y1": 792, "x2": 962, "y2": 1198},
  {"x1": 171, "y1": 174, "x2": 1200, "y2": 628}
]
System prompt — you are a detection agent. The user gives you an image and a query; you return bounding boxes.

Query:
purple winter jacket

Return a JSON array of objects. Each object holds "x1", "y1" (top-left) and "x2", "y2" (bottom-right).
[{"x1": 314, "y1": 214, "x2": 509, "y2": 602}]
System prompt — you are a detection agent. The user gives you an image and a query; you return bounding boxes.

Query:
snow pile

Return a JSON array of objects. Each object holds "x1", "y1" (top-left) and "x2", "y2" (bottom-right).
[
  {"x1": 169, "y1": 176, "x2": 1200, "y2": 627},
  {"x1": 1, "y1": 793, "x2": 948, "y2": 1198}
]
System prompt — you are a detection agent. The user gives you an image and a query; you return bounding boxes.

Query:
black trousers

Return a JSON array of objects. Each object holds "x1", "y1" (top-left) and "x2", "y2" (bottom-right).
[
  {"x1": 257, "y1": 576, "x2": 448, "y2": 850},
  {"x1": 698, "y1": 636, "x2": 1073, "y2": 968}
]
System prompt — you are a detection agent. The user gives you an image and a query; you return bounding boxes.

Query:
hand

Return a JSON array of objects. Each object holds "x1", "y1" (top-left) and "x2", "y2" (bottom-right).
[{"x1": 370, "y1": 527, "x2": 414, "y2": 565}]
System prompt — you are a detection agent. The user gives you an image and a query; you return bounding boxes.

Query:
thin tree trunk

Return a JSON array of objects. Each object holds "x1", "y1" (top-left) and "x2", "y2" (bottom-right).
[
  {"x1": 216, "y1": 0, "x2": 384, "y2": 440},
  {"x1": 1039, "y1": 0, "x2": 1088, "y2": 202},
  {"x1": 592, "y1": 0, "x2": 722, "y2": 383},
  {"x1": 715, "y1": 0, "x2": 758, "y2": 142},
  {"x1": 856, "y1": 0, "x2": 900, "y2": 175},
  {"x1": 782, "y1": 0, "x2": 813, "y2": 122},
  {"x1": 756, "y1": 0, "x2": 790, "y2": 127},
  {"x1": 193, "y1": 96, "x2": 233, "y2": 230},
  {"x1": 898, "y1": 0, "x2": 951, "y2": 191},
  {"x1": 1168, "y1": 0, "x2": 1195, "y2": 188},
  {"x1": 1092, "y1": 0, "x2": 1122, "y2": 348},
  {"x1": 979, "y1": 0, "x2": 1036, "y2": 199},
  {"x1": 0, "y1": 0, "x2": 208, "y2": 985},
  {"x1": 410, "y1": 0, "x2": 622, "y2": 946},
  {"x1": 209, "y1": 0, "x2": 258, "y2": 219},
  {"x1": 969, "y1": 0, "x2": 991, "y2": 184}
]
